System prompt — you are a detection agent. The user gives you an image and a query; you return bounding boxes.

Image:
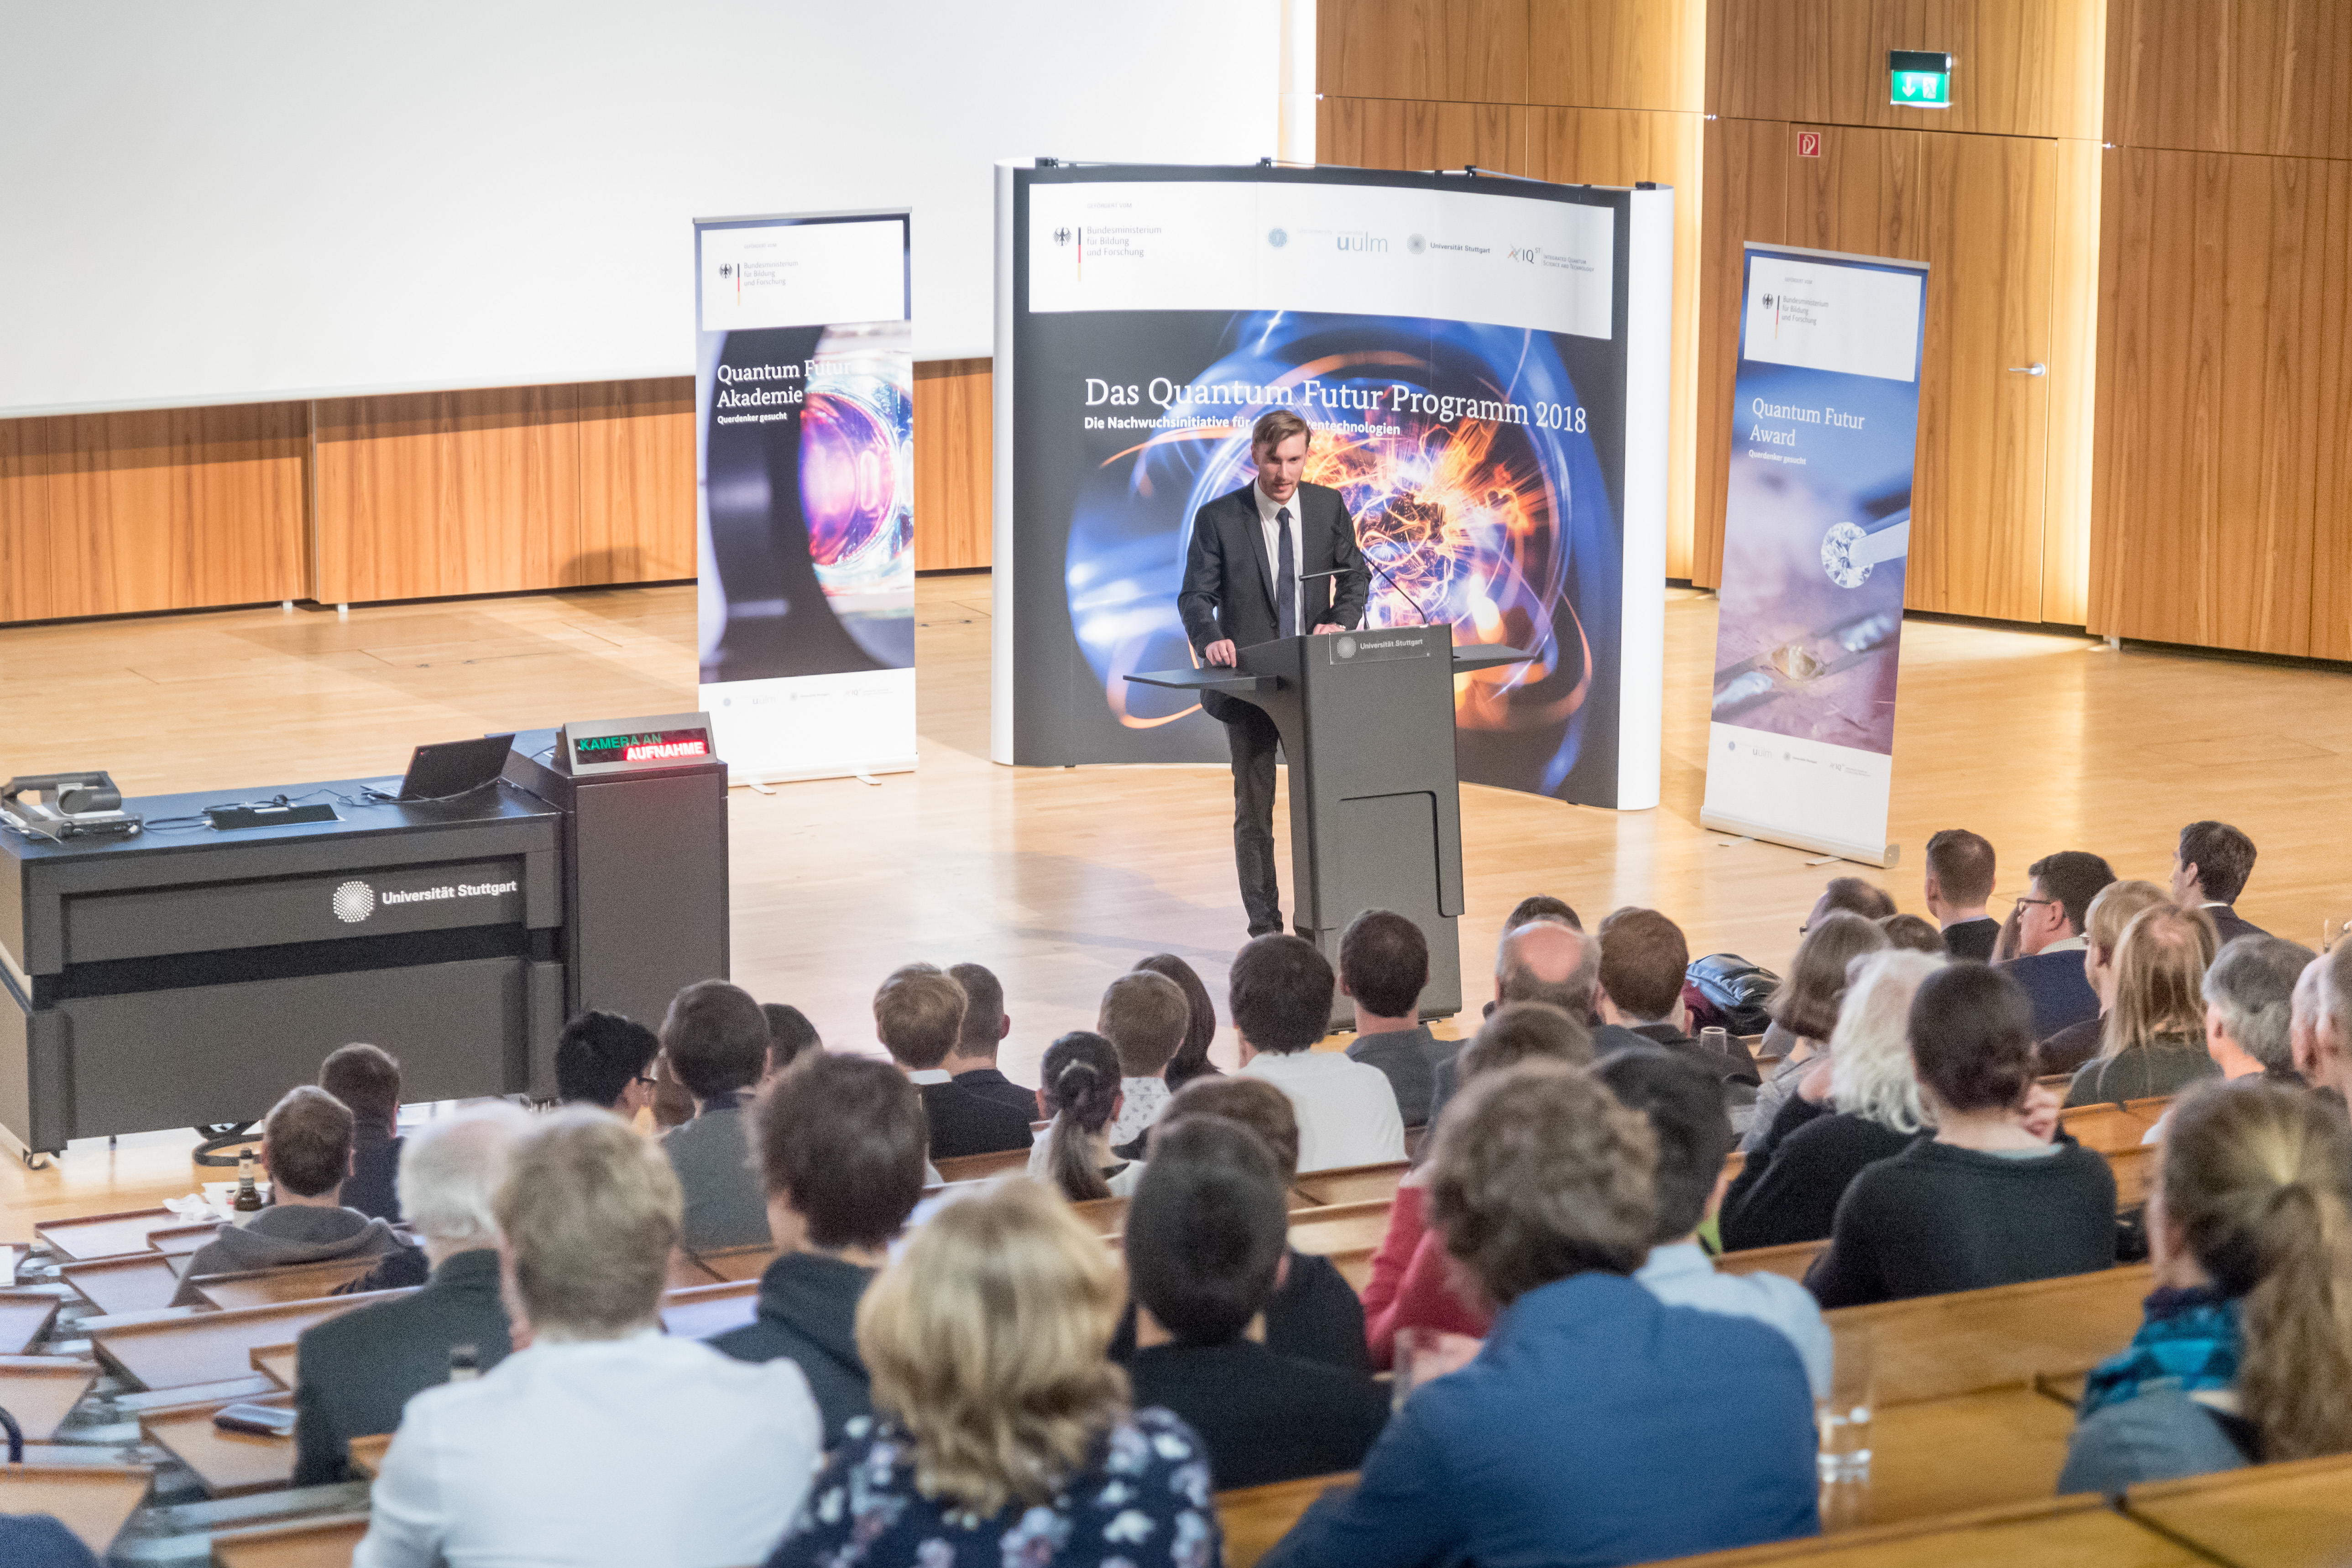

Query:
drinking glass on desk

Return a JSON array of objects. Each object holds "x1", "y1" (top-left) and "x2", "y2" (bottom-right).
[
  {"x1": 1700, "y1": 1025, "x2": 1733, "y2": 1062},
  {"x1": 1817, "y1": 1324, "x2": 1874, "y2": 1484}
]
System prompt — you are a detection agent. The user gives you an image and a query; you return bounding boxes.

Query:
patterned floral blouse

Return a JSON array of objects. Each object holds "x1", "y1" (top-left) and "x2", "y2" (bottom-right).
[{"x1": 767, "y1": 1407, "x2": 1220, "y2": 1568}]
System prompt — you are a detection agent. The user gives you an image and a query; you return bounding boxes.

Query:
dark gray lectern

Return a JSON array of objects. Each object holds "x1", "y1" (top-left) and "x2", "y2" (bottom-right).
[{"x1": 1130, "y1": 626, "x2": 1531, "y2": 1020}]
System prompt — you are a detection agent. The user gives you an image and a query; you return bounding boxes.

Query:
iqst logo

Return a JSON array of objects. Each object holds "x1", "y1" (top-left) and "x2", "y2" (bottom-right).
[
  {"x1": 1505, "y1": 245, "x2": 1539, "y2": 265},
  {"x1": 332, "y1": 880, "x2": 375, "y2": 925}
]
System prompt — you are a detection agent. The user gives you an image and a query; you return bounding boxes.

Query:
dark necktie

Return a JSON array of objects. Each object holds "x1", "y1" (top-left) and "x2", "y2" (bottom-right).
[{"x1": 1275, "y1": 505, "x2": 1296, "y2": 640}]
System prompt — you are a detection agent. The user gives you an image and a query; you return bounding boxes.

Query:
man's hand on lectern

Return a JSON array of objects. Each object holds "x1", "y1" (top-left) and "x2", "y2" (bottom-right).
[
  {"x1": 1312, "y1": 622, "x2": 1343, "y2": 635},
  {"x1": 1204, "y1": 639, "x2": 1237, "y2": 667}
]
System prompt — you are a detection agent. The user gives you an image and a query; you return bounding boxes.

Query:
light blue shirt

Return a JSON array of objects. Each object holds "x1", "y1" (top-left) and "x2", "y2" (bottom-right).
[{"x1": 1637, "y1": 1240, "x2": 1834, "y2": 1399}]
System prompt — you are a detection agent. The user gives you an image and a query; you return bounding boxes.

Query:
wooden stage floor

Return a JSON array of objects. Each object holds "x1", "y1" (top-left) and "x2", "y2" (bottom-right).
[{"x1": 3, "y1": 575, "x2": 2347, "y2": 1233}]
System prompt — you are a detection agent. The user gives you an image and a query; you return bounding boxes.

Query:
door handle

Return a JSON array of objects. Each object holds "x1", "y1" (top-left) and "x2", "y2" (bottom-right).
[{"x1": 2007, "y1": 363, "x2": 2047, "y2": 376}]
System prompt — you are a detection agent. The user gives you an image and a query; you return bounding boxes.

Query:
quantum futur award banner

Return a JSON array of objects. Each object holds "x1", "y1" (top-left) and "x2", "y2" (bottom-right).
[
  {"x1": 695, "y1": 211, "x2": 915, "y2": 783},
  {"x1": 993, "y1": 163, "x2": 1673, "y2": 810},
  {"x1": 1700, "y1": 243, "x2": 1928, "y2": 865}
]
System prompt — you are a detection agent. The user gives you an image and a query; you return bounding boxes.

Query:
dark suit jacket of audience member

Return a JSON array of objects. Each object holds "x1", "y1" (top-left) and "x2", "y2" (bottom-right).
[
  {"x1": 1594, "y1": 1021, "x2": 1764, "y2": 1094},
  {"x1": 949, "y1": 1066, "x2": 1037, "y2": 1119},
  {"x1": 1941, "y1": 918, "x2": 2001, "y2": 963},
  {"x1": 293, "y1": 1247, "x2": 512, "y2": 1485},
  {"x1": 2202, "y1": 905, "x2": 2265, "y2": 945},
  {"x1": 1718, "y1": 1094, "x2": 1918, "y2": 1252},
  {"x1": 663, "y1": 1091, "x2": 772, "y2": 1251},
  {"x1": 2000, "y1": 950, "x2": 2102, "y2": 1042},
  {"x1": 1113, "y1": 1248, "x2": 1372, "y2": 1375},
  {"x1": 1343, "y1": 1025, "x2": 1445, "y2": 1126},
  {"x1": 342, "y1": 1120, "x2": 403, "y2": 1223},
  {"x1": 1128, "y1": 1339, "x2": 1390, "y2": 1490},
  {"x1": 1805, "y1": 1139, "x2": 2117, "y2": 1309},
  {"x1": 2038, "y1": 1014, "x2": 2105, "y2": 1077},
  {"x1": 710, "y1": 1251, "x2": 875, "y2": 1447},
  {"x1": 919, "y1": 1080, "x2": 1037, "y2": 1159}
]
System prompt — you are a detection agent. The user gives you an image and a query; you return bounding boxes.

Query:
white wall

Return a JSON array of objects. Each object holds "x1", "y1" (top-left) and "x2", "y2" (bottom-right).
[{"x1": 0, "y1": 1, "x2": 1279, "y2": 415}]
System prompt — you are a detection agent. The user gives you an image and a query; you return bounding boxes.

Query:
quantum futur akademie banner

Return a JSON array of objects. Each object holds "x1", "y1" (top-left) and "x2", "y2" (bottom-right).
[
  {"x1": 695, "y1": 210, "x2": 915, "y2": 783},
  {"x1": 991, "y1": 163, "x2": 1672, "y2": 809},
  {"x1": 1700, "y1": 243, "x2": 1929, "y2": 866}
]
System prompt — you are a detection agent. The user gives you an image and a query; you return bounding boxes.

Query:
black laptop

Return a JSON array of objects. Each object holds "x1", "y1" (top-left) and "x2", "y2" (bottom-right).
[{"x1": 396, "y1": 735, "x2": 517, "y2": 801}]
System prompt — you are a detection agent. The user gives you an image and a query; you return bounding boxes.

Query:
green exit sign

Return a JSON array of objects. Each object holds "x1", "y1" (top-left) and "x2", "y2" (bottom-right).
[{"x1": 1890, "y1": 50, "x2": 1952, "y2": 107}]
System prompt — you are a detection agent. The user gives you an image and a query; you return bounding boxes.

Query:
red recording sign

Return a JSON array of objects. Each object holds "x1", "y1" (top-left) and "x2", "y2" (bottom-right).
[{"x1": 1797, "y1": 131, "x2": 1822, "y2": 157}]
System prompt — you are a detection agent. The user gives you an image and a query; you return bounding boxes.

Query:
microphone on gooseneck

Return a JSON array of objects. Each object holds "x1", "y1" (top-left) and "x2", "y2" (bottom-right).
[{"x1": 1301, "y1": 557, "x2": 1433, "y2": 627}]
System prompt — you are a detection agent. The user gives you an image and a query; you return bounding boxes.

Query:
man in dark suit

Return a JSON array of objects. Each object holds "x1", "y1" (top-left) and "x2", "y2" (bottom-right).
[
  {"x1": 292, "y1": 1104, "x2": 526, "y2": 1485},
  {"x1": 1923, "y1": 828, "x2": 2001, "y2": 963},
  {"x1": 2171, "y1": 820, "x2": 2267, "y2": 945},
  {"x1": 1178, "y1": 408, "x2": 1369, "y2": 936},
  {"x1": 939, "y1": 961, "x2": 1035, "y2": 1116},
  {"x1": 2000, "y1": 850, "x2": 2116, "y2": 1041},
  {"x1": 873, "y1": 964, "x2": 1033, "y2": 1158}
]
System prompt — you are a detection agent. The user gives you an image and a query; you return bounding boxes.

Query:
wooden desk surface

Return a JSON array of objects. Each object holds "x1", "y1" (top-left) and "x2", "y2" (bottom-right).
[
  {"x1": 2061, "y1": 1101, "x2": 2165, "y2": 1153},
  {"x1": 1828, "y1": 1385, "x2": 2080, "y2": 1531},
  {"x1": 0, "y1": 1289, "x2": 62, "y2": 1354},
  {"x1": 0, "y1": 1355, "x2": 101, "y2": 1441},
  {"x1": 251, "y1": 1343, "x2": 298, "y2": 1390},
  {"x1": 666, "y1": 1249, "x2": 722, "y2": 1289},
  {"x1": 1286, "y1": 1199, "x2": 1393, "y2": 1256},
  {"x1": 62, "y1": 1251, "x2": 187, "y2": 1316},
  {"x1": 2124, "y1": 1451, "x2": 2352, "y2": 1568},
  {"x1": 933, "y1": 1149, "x2": 1030, "y2": 1184},
  {"x1": 94, "y1": 1290, "x2": 411, "y2": 1390},
  {"x1": 142, "y1": 1396, "x2": 297, "y2": 1498},
  {"x1": 1718, "y1": 1239, "x2": 1828, "y2": 1282},
  {"x1": 689, "y1": 1243, "x2": 776, "y2": 1283},
  {"x1": 0, "y1": 1463, "x2": 154, "y2": 1554},
  {"x1": 1666, "y1": 1498, "x2": 2204, "y2": 1568},
  {"x1": 1292, "y1": 1161, "x2": 1408, "y2": 1207},
  {"x1": 36, "y1": 1206, "x2": 183, "y2": 1262},
  {"x1": 660, "y1": 1279, "x2": 760, "y2": 1339},
  {"x1": 1826, "y1": 1265, "x2": 2149, "y2": 1406},
  {"x1": 2107, "y1": 1145, "x2": 2155, "y2": 1207},
  {"x1": 195, "y1": 1257, "x2": 381, "y2": 1311},
  {"x1": 1218, "y1": 1471, "x2": 1355, "y2": 1568},
  {"x1": 1071, "y1": 1195, "x2": 1130, "y2": 1236},
  {"x1": 347, "y1": 1432, "x2": 392, "y2": 1479},
  {"x1": 150, "y1": 1220, "x2": 225, "y2": 1257},
  {"x1": 209, "y1": 1510, "x2": 371, "y2": 1568}
]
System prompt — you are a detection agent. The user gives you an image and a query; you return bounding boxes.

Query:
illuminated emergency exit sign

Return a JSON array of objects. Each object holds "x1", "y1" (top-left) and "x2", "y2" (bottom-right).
[{"x1": 1889, "y1": 51, "x2": 1952, "y2": 107}]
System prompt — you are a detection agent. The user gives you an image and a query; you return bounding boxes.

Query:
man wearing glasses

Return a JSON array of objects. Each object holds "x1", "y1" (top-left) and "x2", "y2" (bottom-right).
[
  {"x1": 552, "y1": 1010, "x2": 663, "y2": 1118},
  {"x1": 1998, "y1": 851, "x2": 2116, "y2": 1041}
]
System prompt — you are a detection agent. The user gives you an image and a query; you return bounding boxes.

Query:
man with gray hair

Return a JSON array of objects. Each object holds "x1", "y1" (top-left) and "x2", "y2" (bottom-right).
[
  {"x1": 2201, "y1": 936, "x2": 2315, "y2": 1081},
  {"x1": 293, "y1": 1103, "x2": 530, "y2": 1485},
  {"x1": 1427, "y1": 919, "x2": 1602, "y2": 1126},
  {"x1": 2294, "y1": 946, "x2": 2352, "y2": 1101}
]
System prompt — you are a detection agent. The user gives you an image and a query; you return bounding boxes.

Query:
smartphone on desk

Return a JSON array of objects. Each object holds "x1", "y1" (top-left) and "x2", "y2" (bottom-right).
[{"x1": 213, "y1": 1403, "x2": 297, "y2": 1437}]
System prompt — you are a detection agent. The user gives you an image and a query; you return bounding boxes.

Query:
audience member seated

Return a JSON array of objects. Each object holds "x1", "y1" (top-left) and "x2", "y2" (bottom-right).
[
  {"x1": 1123, "y1": 1117, "x2": 1390, "y2": 1489},
  {"x1": 659, "y1": 978, "x2": 774, "y2": 1250},
  {"x1": 320, "y1": 1042, "x2": 403, "y2": 1223},
  {"x1": 1593, "y1": 906, "x2": 1760, "y2": 1096},
  {"x1": 552, "y1": 1009, "x2": 660, "y2": 1115},
  {"x1": 1262, "y1": 1061, "x2": 1819, "y2": 1568},
  {"x1": 2172, "y1": 820, "x2": 2266, "y2": 943},
  {"x1": 174, "y1": 1086, "x2": 410, "y2": 1305},
  {"x1": 1742, "y1": 912, "x2": 1891, "y2": 1151},
  {"x1": 1137, "y1": 1077, "x2": 1372, "y2": 1373},
  {"x1": 1138, "y1": 951, "x2": 1224, "y2": 1092},
  {"x1": 1923, "y1": 828, "x2": 2000, "y2": 961},
  {"x1": 1878, "y1": 912, "x2": 1947, "y2": 954},
  {"x1": 768, "y1": 1181, "x2": 1218, "y2": 1568},
  {"x1": 2059, "y1": 1078, "x2": 2352, "y2": 1493},
  {"x1": 356, "y1": 1110, "x2": 821, "y2": 1568},
  {"x1": 2290, "y1": 949, "x2": 2347, "y2": 1097},
  {"x1": 1427, "y1": 916, "x2": 1600, "y2": 1123},
  {"x1": 875, "y1": 963, "x2": 1034, "y2": 1158},
  {"x1": 759, "y1": 1001, "x2": 820, "y2": 1082},
  {"x1": 1363, "y1": 1003, "x2": 1593, "y2": 1366},
  {"x1": 2002, "y1": 850, "x2": 2117, "y2": 1042},
  {"x1": 2200, "y1": 936, "x2": 2320, "y2": 1088},
  {"x1": 2065, "y1": 904, "x2": 2223, "y2": 1108},
  {"x1": 939, "y1": 962, "x2": 1034, "y2": 1115},
  {"x1": 294, "y1": 1103, "x2": 527, "y2": 1484},
  {"x1": 1598, "y1": 1047, "x2": 1833, "y2": 1398},
  {"x1": 1720, "y1": 951, "x2": 1939, "y2": 1252},
  {"x1": 0, "y1": 1516, "x2": 101, "y2": 1568},
  {"x1": 1808, "y1": 965, "x2": 2117, "y2": 1307},
  {"x1": 1504, "y1": 892, "x2": 1582, "y2": 930},
  {"x1": 713, "y1": 1054, "x2": 926, "y2": 1445},
  {"x1": 1235, "y1": 934, "x2": 1404, "y2": 1171},
  {"x1": 2041, "y1": 880, "x2": 2172, "y2": 1077},
  {"x1": 1339, "y1": 908, "x2": 1445, "y2": 1125},
  {"x1": 1028, "y1": 1030, "x2": 1143, "y2": 1201},
  {"x1": 1805, "y1": 875, "x2": 1897, "y2": 929},
  {"x1": 1098, "y1": 969, "x2": 1186, "y2": 1147}
]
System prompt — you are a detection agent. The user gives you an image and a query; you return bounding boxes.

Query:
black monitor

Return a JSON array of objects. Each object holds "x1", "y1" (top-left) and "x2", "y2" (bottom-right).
[{"x1": 397, "y1": 735, "x2": 516, "y2": 801}]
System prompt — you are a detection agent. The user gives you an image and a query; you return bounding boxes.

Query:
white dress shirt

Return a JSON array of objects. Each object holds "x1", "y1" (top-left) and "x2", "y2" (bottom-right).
[
  {"x1": 1241, "y1": 1048, "x2": 1406, "y2": 1171},
  {"x1": 355, "y1": 1329, "x2": 822, "y2": 1568},
  {"x1": 1252, "y1": 480, "x2": 1307, "y2": 635}
]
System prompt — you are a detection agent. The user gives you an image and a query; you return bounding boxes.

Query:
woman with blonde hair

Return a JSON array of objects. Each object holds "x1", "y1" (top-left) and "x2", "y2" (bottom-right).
[
  {"x1": 768, "y1": 1180, "x2": 1218, "y2": 1568},
  {"x1": 2040, "y1": 879, "x2": 2171, "y2": 1076},
  {"x1": 2059, "y1": 1078, "x2": 2352, "y2": 1490},
  {"x1": 1740, "y1": 911, "x2": 1892, "y2": 1151},
  {"x1": 1720, "y1": 950, "x2": 1940, "y2": 1250},
  {"x1": 2064, "y1": 903, "x2": 2223, "y2": 1108}
]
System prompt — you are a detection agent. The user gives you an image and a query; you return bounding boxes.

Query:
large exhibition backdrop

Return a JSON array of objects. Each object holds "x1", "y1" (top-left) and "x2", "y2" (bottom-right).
[
  {"x1": 695, "y1": 210, "x2": 916, "y2": 784},
  {"x1": 1700, "y1": 243, "x2": 1929, "y2": 866},
  {"x1": 992, "y1": 163, "x2": 1672, "y2": 811}
]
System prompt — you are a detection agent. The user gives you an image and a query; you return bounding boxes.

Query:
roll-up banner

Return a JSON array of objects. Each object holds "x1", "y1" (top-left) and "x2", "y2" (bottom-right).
[
  {"x1": 992, "y1": 163, "x2": 1673, "y2": 810},
  {"x1": 695, "y1": 210, "x2": 915, "y2": 784},
  {"x1": 1700, "y1": 243, "x2": 1928, "y2": 866}
]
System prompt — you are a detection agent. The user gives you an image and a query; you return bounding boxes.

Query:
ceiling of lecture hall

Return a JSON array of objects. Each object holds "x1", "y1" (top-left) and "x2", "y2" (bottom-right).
[{"x1": 0, "y1": 0, "x2": 1282, "y2": 417}]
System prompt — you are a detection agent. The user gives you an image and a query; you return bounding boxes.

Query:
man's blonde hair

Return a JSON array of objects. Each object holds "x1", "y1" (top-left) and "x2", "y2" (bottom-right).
[
  {"x1": 858, "y1": 1181, "x2": 1128, "y2": 1517},
  {"x1": 494, "y1": 1107, "x2": 680, "y2": 1339},
  {"x1": 1250, "y1": 408, "x2": 1312, "y2": 458}
]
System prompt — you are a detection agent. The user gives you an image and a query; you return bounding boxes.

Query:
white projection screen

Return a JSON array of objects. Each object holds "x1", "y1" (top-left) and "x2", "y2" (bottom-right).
[{"x1": 0, "y1": 1, "x2": 1280, "y2": 417}]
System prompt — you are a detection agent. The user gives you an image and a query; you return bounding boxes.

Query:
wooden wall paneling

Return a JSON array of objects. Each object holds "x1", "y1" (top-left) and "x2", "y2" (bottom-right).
[
  {"x1": 575, "y1": 378, "x2": 694, "y2": 586},
  {"x1": 2105, "y1": 0, "x2": 2352, "y2": 159},
  {"x1": 1826, "y1": 0, "x2": 2103, "y2": 140},
  {"x1": 1317, "y1": 0, "x2": 1530, "y2": 104},
  {"x1": 1693, "y1": 116, "x2": 1794, "y2": 587},
  {"x1": 912, "y1": 360, "x2": 993, "y2": 572},
  {"x1": 1530, "y1": 106, "x2": 1702, "y2": 576},
  {"x1": 1529, "y1": 0, "x2": 1704, "y2": 111},
  {"x1": 1318, "y1": 98, "x2": 1532, "y2": 174},
  {"x1": 2039, "y1": 136, "x2": 2100, "y2": 626},
  {"x1": 1705, "y1": 0, "x2": 1832, "y2": 121}
]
